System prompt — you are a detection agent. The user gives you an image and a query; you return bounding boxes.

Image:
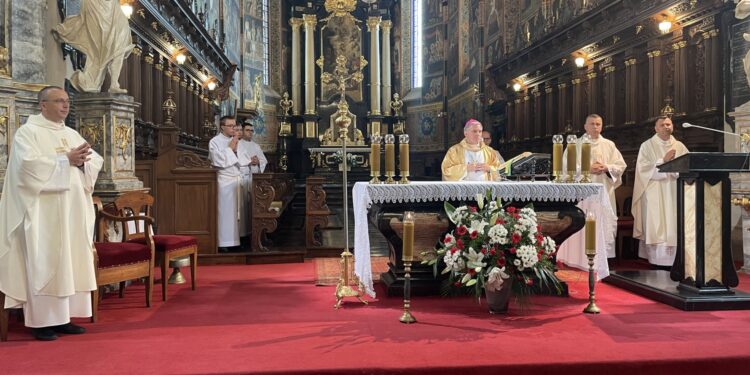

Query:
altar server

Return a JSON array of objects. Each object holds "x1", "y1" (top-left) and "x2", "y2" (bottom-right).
[
  {"x1": 237, "y1": 120, "x2": 267, "y2": 238},
  {"x1": 0, "y1": 86, "x2": 103, "y2": 341},
  {"x1": 209, "y1": 116, "x2": 243, "y2": 251},
  {"x1": 633, "y1": 116, "x2": 690, "y2": 266},
  {"x1": 442, "y1": 119, "x2": 503, "y2": 181}
]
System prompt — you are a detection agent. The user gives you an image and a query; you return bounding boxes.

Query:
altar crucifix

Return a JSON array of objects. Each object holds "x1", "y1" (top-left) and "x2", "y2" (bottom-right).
[{"x1": 319, "y1": 54, "x2": 368, "y2": 146}]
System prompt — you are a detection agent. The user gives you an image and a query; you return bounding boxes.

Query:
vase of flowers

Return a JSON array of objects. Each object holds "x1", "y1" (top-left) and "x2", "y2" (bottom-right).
[{"x1": 422, "y1": 191, "x2": 562, "y2": 313}]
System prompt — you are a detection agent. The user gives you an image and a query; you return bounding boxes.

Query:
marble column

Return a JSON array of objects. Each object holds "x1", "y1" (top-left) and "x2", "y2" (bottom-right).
[
  {"x1": 367, "y1": 16, "x2": 382, "y2": 116},
  {"x1": 303, "y1": 14, "x2": 317, "y2": 115},
  {"x1": 289, "y1": 17, "x2": 303, "y2": 115},
  {"x1": 381, "y1": 20, "x2": 392, "y2": 116},
  {"x1": 74, "y1": 93, "x2": 143, "y2": 195}
]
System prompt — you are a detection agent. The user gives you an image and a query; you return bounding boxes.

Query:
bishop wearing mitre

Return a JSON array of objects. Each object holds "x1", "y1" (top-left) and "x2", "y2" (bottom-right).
[{"x1": 441, "y1": 119, "x2": 503, "y2": 181}]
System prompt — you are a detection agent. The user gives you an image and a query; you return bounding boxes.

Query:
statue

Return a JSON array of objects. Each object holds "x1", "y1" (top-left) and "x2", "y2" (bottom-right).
[
  {"x1": 253, "y1": 74, "x2": 263, "y2": 108},
  {"x1": 279, "y1": 91, "x2": 293, "y2": 117},
  {"x1": 354, "y1": 128, "x2": 365, "y2": 145},
  {"x1": 737, "y1": 1, "x2": 750, "y2": 90},
  {"x1": 52, "y1": 0, "x2": 133, "y2": 93},
  {"x1": 390, "y1": 93, "x2": 403, "y2": 117}
]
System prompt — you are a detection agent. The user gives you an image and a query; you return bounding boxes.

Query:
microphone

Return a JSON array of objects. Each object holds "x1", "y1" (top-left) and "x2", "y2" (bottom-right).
[{"x1": 683, "y1": 122, "x2": 750, "y2": 152}]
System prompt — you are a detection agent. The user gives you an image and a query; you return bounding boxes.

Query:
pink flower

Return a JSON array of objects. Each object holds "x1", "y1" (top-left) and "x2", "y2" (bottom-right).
[
  {"x1": 470, "y1": 230, "x2": 479, "y2": 240},
  {"x1": 509, "y1": 247, "x2": 516, "y2": 254}
]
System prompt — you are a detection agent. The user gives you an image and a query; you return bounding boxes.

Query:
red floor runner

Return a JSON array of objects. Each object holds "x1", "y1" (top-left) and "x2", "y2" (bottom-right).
[{"x1": 2, "y1": 262, "x2": 750, "y2": 374}]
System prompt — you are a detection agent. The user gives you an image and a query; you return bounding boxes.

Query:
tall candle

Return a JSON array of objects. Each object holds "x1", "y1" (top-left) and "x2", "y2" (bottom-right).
[
  {"x1": 402, "y1": 220, "x2": 415, "y2": 261},
  {"x1": 581, "y1": 142, "x2": 591, "y2": 175},
  {"x1": 385, "y1": 143, "x2": 395, "y2": 172},
  {"x1": 370, "y1": 143, "x2": 381, "y2": 173},
  {"x1": 566, "y1": 144, "x2": 577, "y2": 175},
  {"x1": 552, "y1": 143, "x2": 563, "y2": 172},
  {"x1": 585, "y1": 217, "x2": 596, "y2": 255},
  {"x1": 399, "y1": 143, "x2": 409, "y2": 173}
]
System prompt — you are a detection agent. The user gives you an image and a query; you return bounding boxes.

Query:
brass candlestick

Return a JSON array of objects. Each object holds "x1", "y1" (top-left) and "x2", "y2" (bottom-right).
[
  {"x1": 552, "y1": 135, "x2": 564, "y2": 183},
  {"x1": 399, "y1": 261, "x2": 417, "y2": 323},
  {"x1": 384, "y1": 134, "x2": 396, "y2": 184},
  {"x1": 565, "y1": 134, "x2": 578, "y2": 183},
  {"x1": 583, "y1": 211, "x2": 600, "y2": 314},
  {"x1": 370, "y1": 134, "x2": 382, "y2": 184},
  {"x1": 398, "y1": 134, "x2": 410, "y2": 184},
  {"x1": 580, "y1": 134, "x2": 592, "y2": 183}
]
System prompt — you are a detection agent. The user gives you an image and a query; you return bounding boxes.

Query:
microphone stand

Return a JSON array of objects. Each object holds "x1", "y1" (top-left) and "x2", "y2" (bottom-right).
[{"x1": 683, "y1": 124, "x2": 750, "y2": 152}]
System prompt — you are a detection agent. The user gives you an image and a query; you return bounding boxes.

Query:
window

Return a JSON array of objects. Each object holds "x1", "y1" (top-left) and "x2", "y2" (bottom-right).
[
  {"x1": 412, "y1": 0, "x2": 423, "y2": 88},
  {"x1": 262, "y1": 0, "x2": 269, "y2": 85}
]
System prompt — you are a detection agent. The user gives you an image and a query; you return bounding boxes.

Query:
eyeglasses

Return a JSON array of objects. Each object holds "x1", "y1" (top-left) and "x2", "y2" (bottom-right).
[{"x1": 43, "y1": 99, "x2": 70, "y2": 104}]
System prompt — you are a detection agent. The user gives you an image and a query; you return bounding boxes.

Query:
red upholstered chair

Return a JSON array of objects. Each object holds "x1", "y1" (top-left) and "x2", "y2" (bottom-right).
[
  {"x1": 92, "y1": 197, "x2": 155, "y2": 322},
  {"x1": 615, "y1": 186, "x2": 635, "y2": 260},
  {"x1": 114, "y1": 192, "x2": 198, "y2": 301}
]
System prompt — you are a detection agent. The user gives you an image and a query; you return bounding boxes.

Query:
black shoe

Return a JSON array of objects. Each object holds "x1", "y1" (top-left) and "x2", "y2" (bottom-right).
[
  {"x1": 52, "y1": 322, "x2": 86, "y2": 335},
  {"x1": 32, "y1": 327, "x2": 58, "y2": 341}
]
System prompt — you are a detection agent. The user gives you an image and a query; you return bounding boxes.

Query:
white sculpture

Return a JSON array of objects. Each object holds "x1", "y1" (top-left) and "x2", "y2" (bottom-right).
[
  {"x1": 737, "y1": 1, "x2": 750, "y2": 90},
  {"x1": 52, "y1": 0, "x2": 133, "y2": 93}
]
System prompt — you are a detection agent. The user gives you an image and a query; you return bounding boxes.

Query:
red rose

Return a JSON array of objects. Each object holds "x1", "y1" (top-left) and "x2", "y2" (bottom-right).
[
  {"x1": 509, "y1": 247, "x2": 516, "y2": 254},
  {"x1": 537, "y1": 254, "x2": 542, "y2": 261},
  {"x1": 444, "y1": 235, "x2": 453, "y2": 244},
  {"x1": 489, "y1": 248, "x2": 497, "y2": 256},
  {"x1": 470, "y1": 230, "x2": 479, "y2": 239},
  {"x1": 450, "y1": 248, "x2": 458, "y2": 255},
  {"x1": 456, "y1": 239, "x2": 465, "y2": 250},
  {"x1": 456, "y1": 226, "x2": 467, "y2": 236},
  {"x1": 507, "y1": 207, "x2": 516, "y2": 213},
  {"x1": 469, "y1": 206, "x2": 477, "y2": 213},
  {"x1": 496, "y1": 218, "x2": 505, "y2": 225},
  {"x1": 513, "y1": 213, "x2": 520, "y2": 220},
  {"x1": 497, "y1": 258, "x2": 506, "y2": 266},
  {"x1": 481, "y1": 248, "x2": 487, "y2": 254},
  {"x1": 454, "y1": 281, "x2": 462, "y2": 287},
  {"x1": 511, "y1": 233, "x2": 522, "y2": 244},
  {"x1": 469, "y1": 269, "x2": 476, "y2": 276}
]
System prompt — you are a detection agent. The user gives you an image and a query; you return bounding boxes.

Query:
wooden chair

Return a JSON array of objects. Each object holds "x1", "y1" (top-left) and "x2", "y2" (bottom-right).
[
  {"x1": 92, "y1": 197, "x2": 155, "y2": 322},
  {"x1": 615, "y1": 186, "x2": 635, "y2": 260},
  {"x1": 113, "y1": 192, "x2": 198, "y2": 301}
]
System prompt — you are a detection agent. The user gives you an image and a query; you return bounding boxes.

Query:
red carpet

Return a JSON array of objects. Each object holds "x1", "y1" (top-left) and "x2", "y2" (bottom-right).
[{"x1": 2, "y1": 262, "x2": 750, "y2": 374}]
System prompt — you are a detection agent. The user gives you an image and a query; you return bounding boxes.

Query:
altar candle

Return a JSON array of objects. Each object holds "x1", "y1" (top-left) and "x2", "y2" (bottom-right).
[
  {"x1": 399, "y1": 143, "x2": 410, "y2": 173},
  {"x1": 566, "y1": 144, "x2": 577, "y2": 175},
  {"x1": 585, "y1": 214, "x2": 596, "y2": 255},
  {"x1": 403, "y1": 212, "x2": 415, "y2": 261},
  {"x1": 385, "y1": 143, "x2": 395, "y2": 172},
  {"x1": 370, "y1": 142, "x2": 381, "y2": 173},
  {"x1": 581, "y1": 142, "x2": 591, "y2": 175},
  {"x1": 552, "y1": 143, "x2": 563, "y2": 172}
]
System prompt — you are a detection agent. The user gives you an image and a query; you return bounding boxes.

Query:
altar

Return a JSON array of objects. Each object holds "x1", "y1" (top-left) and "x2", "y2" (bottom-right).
[{"x1": 353, "y1": 181, "x2": 617, "y2": 297}]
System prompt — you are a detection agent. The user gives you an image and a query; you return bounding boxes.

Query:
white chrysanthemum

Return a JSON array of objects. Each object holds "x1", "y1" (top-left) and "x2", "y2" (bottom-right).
[
  {"x1": 542, "y1": 236, "x2": 556, "y2": 254},
  {"x1": 485, "y1": 266, "x2": 510, "y2": 292},
  {"x1": 516, "y1": 245, "x2": 539, "y2": 268},
  {"x1": 488, "y1": 224, "x2": 508, "y2": 244},
  {"x1": 487, "y1": 201, "x2": 498, "y2": 211},
  {"x1": 443, "y1": 250, "x2": 465, "y2": 272}
]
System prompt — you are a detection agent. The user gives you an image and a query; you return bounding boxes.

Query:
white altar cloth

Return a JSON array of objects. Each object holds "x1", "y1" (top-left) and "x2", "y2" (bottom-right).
[{"x1": 353, "y1": 181, "x2": 616, "y2": 297}]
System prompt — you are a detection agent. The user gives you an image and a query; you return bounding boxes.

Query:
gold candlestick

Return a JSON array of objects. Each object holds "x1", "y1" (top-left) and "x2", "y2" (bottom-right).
[
  {"x1": 580, "y1": 135, "x2": 592, "y2": 183},
  {"x1": 552, "y1": 135, "x2": 564, "y2": 183},
  {"x1": 400, "y1": 260, "x2": 417, "y2": 324},
  {"x1": 584, "y1": 211, "x2": 600, "y2": 314},
  {"x1": 370, "y1": 135, "x2": 382, "y2": 184},
  {"x1": 399, "y1": 134, "x2": 410, "y2": 184},
  {"x1": 384, "y1": 134, "x2": 396, "y2": 184},
  {"x1": 400, "y1": 211, "x2": 417, "y2": 323}
]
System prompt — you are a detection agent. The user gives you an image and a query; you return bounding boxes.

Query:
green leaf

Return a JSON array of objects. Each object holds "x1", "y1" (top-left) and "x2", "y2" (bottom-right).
[
  {"x1": 461, "y1": 273, "x2": 472, "y2": 284},
  {"x1": 441, "y1": 266, "x2": 452, "y2": 275},
  {"x1": 466, "y1": 279, "x2": 477, "y2": 286},
  {"x1": 444, "y1": 202, "x2": 457, "y2": 223}
]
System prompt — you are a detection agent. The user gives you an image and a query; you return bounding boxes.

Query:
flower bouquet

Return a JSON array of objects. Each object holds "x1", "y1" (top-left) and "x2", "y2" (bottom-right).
[{"x1": 421, "y1": 191, "x2": 562, "y2": 311}]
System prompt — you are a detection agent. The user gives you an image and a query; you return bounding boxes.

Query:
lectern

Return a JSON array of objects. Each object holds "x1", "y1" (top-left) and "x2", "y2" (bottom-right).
[{"x1": 606, "y1": 153, "x2": 750, "y2": 310}]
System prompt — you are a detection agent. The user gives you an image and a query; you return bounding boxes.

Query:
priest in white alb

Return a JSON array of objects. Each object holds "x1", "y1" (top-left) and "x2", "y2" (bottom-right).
[
  {"x1": 237, "y1": 120, "x2": 267, "y2": 239},
  {"x1": 441, "y1": 119, "x2": 503, "y2": 181},
  {"x1": 633, "y1": 116, "x2": 690, "y2": 266},
  {"x1": 0, "y1": 86, "x2": 104, "y2": 341},
  {"x1": 209, "y1": 116, "x2": 243, "y2": 251}
]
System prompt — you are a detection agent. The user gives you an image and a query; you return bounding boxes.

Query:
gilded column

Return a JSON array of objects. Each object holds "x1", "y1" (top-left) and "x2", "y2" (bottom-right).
[
  {"x1": 303, "y1": 14, "x2": 317, "y2": 115},
  {"x1": 624, "y1": 57, "x2": 638, "y2": 124},
  {"x1": 647, "y1": 49, "x2": 663, "y2": 118},
  {"x1": 703, "y1": 29, "x2": 720, "y2": 111},
  {"x1": 381, "y1": 20, "x2": 392, "y2": 116},
  {"x1": 367, "y1": 16, "x2": 382, "y2": 115},
  {"x1": 290, "y1": 18, "x2": 303, "y2": 115}
]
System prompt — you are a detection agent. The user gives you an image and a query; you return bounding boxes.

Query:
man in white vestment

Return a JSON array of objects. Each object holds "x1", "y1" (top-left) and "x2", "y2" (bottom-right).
[
  {"x1": 0, "y1": 86, "x2": 104, "y2": 341},
  {"x1": 237, "y1": 120, "x2": 267, "y2": 239},
  {"x1": 633, "y1": 116, "x2": 690, "y2": 267},
  {"x1": 441, "y1": 119, "x2": 502, "y2": 181},
  {"x1": 51, "y1": 0, "x2": 132, "y2": 93},
  {"x1": 209, "y1": 116, "x2": 243, "y2": 251},
  {"x1": 563, "y1": 114, "x2": 627, "y2": 212}
]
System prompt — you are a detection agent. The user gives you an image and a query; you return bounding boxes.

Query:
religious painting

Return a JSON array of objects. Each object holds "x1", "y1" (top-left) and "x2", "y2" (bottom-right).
[
  {"x1": 457, "y1": 0, "x2": 476, "y2": 85},
  {"x1": 223, "y1": 0, "x2": 241, "y2": 67},
  {"x1": 0, "y1": 0, "x2": 9, "y2": 78},
  {"x1": 486, "y1": 0, "x2": 503, "y2": 40},
  {"x1": 447, "y1": 91, "x2": 473, "y2": 144},
  {"x1": 407, "y1": 103, "x2": 443, "y2": 152},
  {"x1": 206, "y1": 0, "x2": 221, "y2": 42},
  {"x1": 425, "y1": 29, "x2": 443, "y2": 72},
  {"x1": 253, "y1": 104, "x2": 278, "y2": 153},
  {"x1": 425, "y1": 0, "x2": 442, "y2": 27},
  {"x1": 392, "y1": 5, "x2": 403, "y2": 95},
  {"x1": 242, "y1": 0, "x2": 265, "y2": 108},
  {"x1": 422, "y1": 76, "x2": 443, "y2": 103},
  {"x1": 320, "y1": 16, "x2": 363, "y2": 103}
]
